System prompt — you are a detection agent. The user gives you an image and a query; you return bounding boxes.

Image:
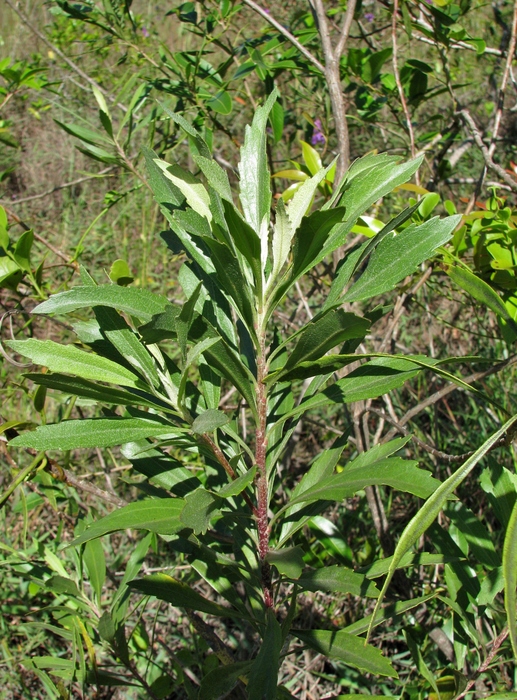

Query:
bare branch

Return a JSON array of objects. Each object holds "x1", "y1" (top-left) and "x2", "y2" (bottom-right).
[
  {"x1": 335, "y1": 0, "x2": 357, "y2": 60},
  {"x1": 1, "y1": 167, "x2": 115, "y2": 205},
  {"x1": 392, "y1": 0, "x2": 417, "y2": 171}
]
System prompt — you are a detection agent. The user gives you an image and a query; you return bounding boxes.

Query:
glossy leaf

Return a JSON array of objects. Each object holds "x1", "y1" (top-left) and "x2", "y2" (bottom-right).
[{"x1": 71, "y1": 499, "x2": 186, "y2": 545}]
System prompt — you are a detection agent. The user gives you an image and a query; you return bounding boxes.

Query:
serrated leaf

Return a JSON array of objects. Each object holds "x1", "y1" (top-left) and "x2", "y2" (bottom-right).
[
  {"x1": 293, "y1": 629, "x2": 397, "y2": 677},
  {"x1": 180, "y1": 488, "x2": 220, "y2": 534},
  {"x1": 71, "y1": 499, "x2": 185, "y2": 546},
  {"x1": 33, "y1": 285, "x2": 169, "y2": 321},
  {"x1": 7, "y1": 339, "x2": 142, "y2": 388},
  {"x1": 9, "y1": 416, "x2": 178, "y2": 451},
  {"x1": 129, "y1": 573, "x2": 240, "y2": 617}
]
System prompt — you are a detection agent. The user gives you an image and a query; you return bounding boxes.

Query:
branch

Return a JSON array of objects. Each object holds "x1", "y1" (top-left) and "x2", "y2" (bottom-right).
[
  {"x1": 459, "y1": 109, "x2": 517, "y2": 192},
  {"x1": 335, "y1": 0, "x2": 357, "y2": 60},
  {"x1": 309, "y1": 0, "x2": 350, "y2": 181},
  {"x1": 241, "y1": 0, "x2": 325, "y2": 73},
  {"x1": 1, "y1": 167, "x2": 115, "y2": 205},
  {"x1": 2, "y1": 205, "x2": 70, "y2": 263},
  {"x1": 392, "y1": 0, "x2": 417, "y2": 169}
]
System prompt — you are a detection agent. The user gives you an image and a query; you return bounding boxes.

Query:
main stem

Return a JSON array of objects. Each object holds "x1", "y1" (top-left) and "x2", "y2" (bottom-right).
[{"x1": 256, "y1": 316, "x2": 273, "y2": 608}]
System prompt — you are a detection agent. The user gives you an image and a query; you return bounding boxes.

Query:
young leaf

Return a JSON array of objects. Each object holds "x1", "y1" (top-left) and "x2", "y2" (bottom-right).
[
  {"x1": 71, "y1": 499, "x2": 186, "y2": 545},
  {"x1": 180, "y1": 488, "x2": 220, "y2": 535},
  {"x1": 193, "y1": 154, "x2": 233, "y2": 203},
  {"x1": 192, "y1": 409, "x2": 230, "y2": 434},
  {"x1": 218, "y1": 467, "x2": 256, "y2": 498},
  {"x1": 293, "y1": 629, "x2": 397, "y2": 678},
  {"x1": 9, "y1": 416, "x2": 179, "y2": 451},
  {"x1": 154, "y1": 160, "x2": 213, "y2": 222},
  {"x1": 7, "y1": 339, "x2": 142, "y2": 388},
  {"x1": 238, "y1": 89, "x2": 278, "y2": 266}
]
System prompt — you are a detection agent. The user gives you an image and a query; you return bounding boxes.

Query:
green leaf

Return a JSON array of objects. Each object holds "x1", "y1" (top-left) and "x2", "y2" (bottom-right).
[
  {"x1": 447, "y1": 264, "x2": 517, "y2": 329},
  {"x1": 504, "y1": 497, "x2": 517, "y2": 661},
  {"x1": 143, "y1": 146, "x2": 184, "y2": 206},
  {"x1": 54, "y1": 119, "x2": 112, "y2": 147},
  {"x1": 180, "y1": 488, "x2": 220, "y2": 535},
  {"x1": 24, "y1": 373, "x2": 165, "y2": 410},
  {"x1": 238, "y1": 89, "x2": 278, "y2": 263},
  {"x1": 45, "y1": 575, "x2": 81, "y2": 597},
  {"x1": 13, "y1": 228, "x2": 33, "y2": 271},
  {"x1": 222, "y1": 200, "x2": 263, "y2": 291},
  {"x1": 9, "y1": 416, "x2": 178, "y2": 451},
  {"x1": 368, "y1": 414, "x2": 517, "y2": 642},
  {"x1": 129, "y1": 573, "x2": 240, "y2": 618},
  {"x1": 109, "y1": 259, "x2": 134, "y2": 286},
  {"x1": 83, "y1": 538, "x2": 106, "y2": 603},
  {"x1": 33, "y1": 285, "x2": 169, "y2": 321},
  {"x1": 198, "y1": 661, "x2": 253, "y2": 700},
  {"x1": 296, "y1": 566, "x2": 379, "y2": 597},
  {"x1": 280, "y1": 310, "x2": 370, "y2": 373},
  {"x1": 71, "y1": 499, "x2": 186, "y2": 545},
  {"x1": 94, "y1": 306, "x2": 161, "y2": 388},
  {"x1": 300, "y1": 140, "x2": 322, "y2": 176},
  {"x1": 154, "y1": 160, "x2": 212, "y2": 221},
  {"x1": 266, "y1": 547, "x2": 305, "y2": 579},
  {"x1": 6, "y1": 339, "x2": 142, "y2": 388},
  {"x1": 344, "y1": 215, "x2": 461, "y2": 302},
  {"x1": 293, "y1": 629, "x2": 397, "y2": 678},
  {"x1": 205, "y1": 89, "x2": 233, "y2": 115},
  {"x1": 270, "y1": 100, "x2": 284, "y2": 143},
  {"x1": 218, "y1": 466, "x2": 256, "y2": 498},
  {"x1": 193, "y1": 154, "x2": 233, "y2": 202},
  {"x1": 192, "y1": 408, "x2": 230, "y2": 434},
  {"x1": 248, "y1": 609, "x2": 283, "y2": 700},
  {"x1": 285, "y1": 456, "x2": 438, "y2": 508}
]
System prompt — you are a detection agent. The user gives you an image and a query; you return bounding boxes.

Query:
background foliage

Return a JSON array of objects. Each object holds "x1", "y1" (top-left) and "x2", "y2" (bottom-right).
[{"x1": 2, "y1": 1, "x2": 517, "y2": 699}]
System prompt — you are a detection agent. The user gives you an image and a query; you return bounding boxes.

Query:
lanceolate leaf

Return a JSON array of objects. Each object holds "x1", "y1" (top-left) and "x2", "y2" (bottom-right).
[
  {"x1": 367, "y1": 415, "x2": 517, "y2": 642},
  {"x1": 198, "y1": 661, "x2": 253, "y2": 700},
  {"x1": 7, "y1": 339, "x2": 142, "y2": 388},
  {"x1": 71, "y1": 499, "x2": 186, "y2": 545},
  {"x1": 238, "y1": 89, "x2": 278, "y2": 265},
  {"x1": 129, "y1": 573, "x2": 241, "y2": 618},
  {"x1": 344, "y1": 215, "x2": 461, "y2": 302},
  {"x1": 9, "y1": 416, "x2": 179, "y2": 451},
  {"x1": 296, "y1": 566, "x2": 379, "y2": 598},
  {"x1": 32, "y1": 285, "x2": 169, "y2": 322},
  {"x1": 248, "y1": 609, "x2": 283, "y2": 700},
  {"x1": 293, "y1": 629, "x2": 397, "y2": 678},
  {"x1": 503, "y1": 497, "x2": 517, "y2": 660},
  {"x1": 154, "y1": 160, "x2": 213, "y2": 222}
]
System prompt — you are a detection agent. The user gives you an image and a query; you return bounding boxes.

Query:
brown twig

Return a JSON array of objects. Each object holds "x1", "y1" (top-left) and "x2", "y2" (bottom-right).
[
  {"x1": 309, "y1": 0, "x2": 351, "y2": 182},
  {"x1": 3, "y1": 205, "x2": 71, "y2": 264},
  {"x1": 489, "y1": 0, "x2": 517, "y2": 159},
  {"x1": 392, "y1": 0, "x2": 417, "y2": 174},
  {"x1": 455, "y1": 628, "x2": 509, "y2": 700},
  {"x1": 1, "y1": 167, "x2": 116, "y2": 205}
]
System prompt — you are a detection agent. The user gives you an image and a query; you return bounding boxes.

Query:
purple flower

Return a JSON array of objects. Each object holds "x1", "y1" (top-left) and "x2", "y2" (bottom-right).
[
  {"x1": 141, "y1": 26, "x2": 150, "y2": 37},
  {"x1": 364, "y1": 12, "x2": 374, "y2": 22},
  {"x1": 311, "y1": 118, "x2": 326, "y2": 146}
]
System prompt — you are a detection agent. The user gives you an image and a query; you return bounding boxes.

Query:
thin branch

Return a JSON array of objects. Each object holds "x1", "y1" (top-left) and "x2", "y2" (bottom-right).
[
  {"x1": 1, "y1": 167, "x2": 116, "y2": 205},
  {"x1": 392, "y1": 0, "x2": 417, "y2": 169},
  {"x1": 45, "y1": 458, "x2": 127, "y2": 508},
  {"x1": 2, "y1": 205, "x2": 70, "y2": 263},
  {"x1": 241, "y1": 0, "x2": 325, "y2": 73},
  {"x1": 456, "y1": 628, "x2": 509, "y2": 700},
  {"x1": 488, "y1": 0, "x2": 517, "y2": 158},
  {"x1": 335, "y1": 0, "x2": 357, "y2": 60},
  {"x1": 459, "y1": 109, "x2": 517, "y2": 192},
  {"x1": 3, "y1": 0, "x2": 126, "y2": 109},
  {"x1": 309, "y1": 0, "x2": 350, "y2": 181}
]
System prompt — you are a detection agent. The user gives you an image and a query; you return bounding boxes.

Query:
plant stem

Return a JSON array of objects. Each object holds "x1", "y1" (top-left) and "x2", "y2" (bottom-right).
[{"x1": 255, "y1": 323, "x2": 273, "y2": 608}]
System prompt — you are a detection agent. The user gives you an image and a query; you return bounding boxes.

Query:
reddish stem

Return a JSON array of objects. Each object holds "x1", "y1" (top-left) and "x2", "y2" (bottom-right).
[{"x1": 256, "y1": 350, "x2": 273, "y2": 608}]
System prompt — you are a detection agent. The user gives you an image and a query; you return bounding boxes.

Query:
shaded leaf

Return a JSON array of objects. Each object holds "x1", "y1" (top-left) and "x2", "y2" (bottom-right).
[
  {"x1": 266, "y1": 547, "x2": 305, "y2": 579},
  {"x1": 198, "y1": 661, "x2": 253, "y2": 700},
  {"x1": 248, "y1": 609, "x2": 283, "y2": 700},
  {"x1": 296, "y1": 566, "x2": 379, "y2": 597},
  {"x1": 180, "y1": 488, "x2": 220, "y2": 535}
]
